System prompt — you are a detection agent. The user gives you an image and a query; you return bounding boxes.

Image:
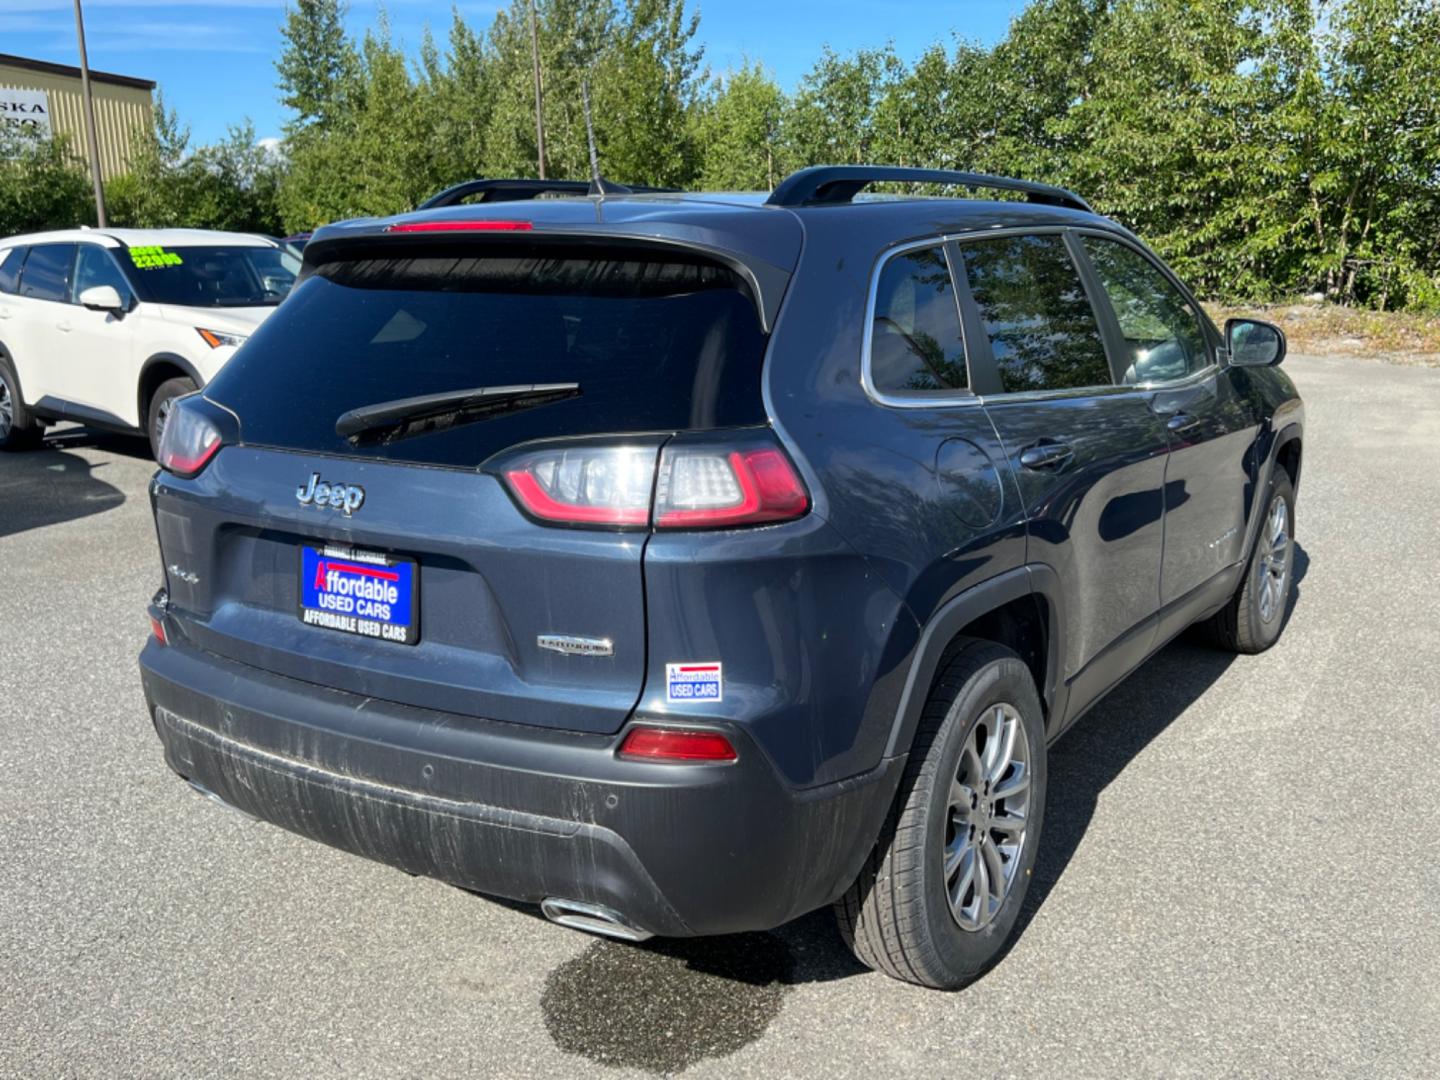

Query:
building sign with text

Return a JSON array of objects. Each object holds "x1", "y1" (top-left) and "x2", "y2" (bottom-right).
[{"x1": 1, "y1": 88, "x2": 54, "y2": 142}]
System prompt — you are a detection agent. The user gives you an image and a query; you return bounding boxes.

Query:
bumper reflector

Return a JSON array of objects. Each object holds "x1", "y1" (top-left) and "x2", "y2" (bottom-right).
[{"x1": 617, "y1": 727, "x2": 737, "y2": 763}]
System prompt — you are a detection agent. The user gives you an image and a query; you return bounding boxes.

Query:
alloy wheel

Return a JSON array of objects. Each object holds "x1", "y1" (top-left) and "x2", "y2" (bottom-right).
[
  {"x1": 0, "y1": 380, "x2": 11, "y2": 439},
  {"x1": 1256, "y1": 493, "x2": 1291, "y2": 624},
  {"x1": 944, "y1": 703, "x2": 1032, "y2": 931}
]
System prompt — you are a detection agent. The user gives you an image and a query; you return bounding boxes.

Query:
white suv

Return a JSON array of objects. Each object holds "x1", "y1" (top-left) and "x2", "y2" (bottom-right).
[{"x1": 0, "y1": 228, "x2": 299, "y2": 455}]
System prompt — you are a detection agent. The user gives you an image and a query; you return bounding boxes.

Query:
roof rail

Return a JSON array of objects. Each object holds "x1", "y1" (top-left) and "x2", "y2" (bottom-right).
[
  {"x1": 765, "y1": 166, "x2": 1093, "y2": 214},
  {"x1": 418, "y1": 178, "x2": 679, "y2": 210}
]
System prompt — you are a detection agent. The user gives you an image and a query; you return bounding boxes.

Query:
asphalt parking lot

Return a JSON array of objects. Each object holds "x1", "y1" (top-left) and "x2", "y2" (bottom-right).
[{"x1": 2, "y1": 352, "x2": 1437, "y2": 1079}]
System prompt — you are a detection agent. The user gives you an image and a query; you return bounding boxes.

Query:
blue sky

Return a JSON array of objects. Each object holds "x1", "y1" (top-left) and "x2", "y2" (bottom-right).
[{"x1": 3, "y1": 1, "x2": 1025, "y2": 146}]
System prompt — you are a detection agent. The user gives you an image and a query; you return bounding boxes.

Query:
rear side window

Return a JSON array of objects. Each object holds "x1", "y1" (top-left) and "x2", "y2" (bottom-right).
[
  {"x1": 1082, "y1": 237, "x2": 1209, "y2": 384},
  {"x1": 18, "y1": 243, "x2": 75, "y2": 303},
  {"x1": 0, "y1": 247, "x2": 25, "y2": 294},
  {"x1": 958, "y1": 234, "x2": 1111, "y2": 394},
  {"x1": 869, "y1": 244, "x2": 968, "y2": 394},
  {"x1": 206, "y1": 247, "x2": 770, "y2": 468}
]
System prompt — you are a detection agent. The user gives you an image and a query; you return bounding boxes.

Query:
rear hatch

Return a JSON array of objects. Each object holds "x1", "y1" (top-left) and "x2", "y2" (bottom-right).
[{"x1": 153, "y1": 232, "x2": 785, "y2": 734}]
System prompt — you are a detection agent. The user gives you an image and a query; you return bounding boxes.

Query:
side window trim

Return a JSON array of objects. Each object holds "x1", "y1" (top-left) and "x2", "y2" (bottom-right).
[
  {"x1": 952, "y1": 228, "x2": 1115, "y2": 402},
  {"x1": 860, "y1": 236, "x2": 981, "y2": 409},
  {"x1": 944, "y1": 238, "x2": 1003, "y2": 397}
]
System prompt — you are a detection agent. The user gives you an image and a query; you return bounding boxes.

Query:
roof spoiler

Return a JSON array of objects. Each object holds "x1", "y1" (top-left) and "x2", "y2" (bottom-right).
[
  {"x1": 765, "y1": 166, "x2": 1093, "y2": 214},
  {"x1": 418, "y1": 178, "x2": 680, "y2": 210}
]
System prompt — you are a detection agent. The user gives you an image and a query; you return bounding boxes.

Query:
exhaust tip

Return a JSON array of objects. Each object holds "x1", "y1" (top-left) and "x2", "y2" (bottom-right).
[{"x1": 541, "y1": 898, "x2": 653, "y2": 942}]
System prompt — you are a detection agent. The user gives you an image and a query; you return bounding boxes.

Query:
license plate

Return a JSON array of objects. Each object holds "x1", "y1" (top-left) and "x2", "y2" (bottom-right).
[{"x1": 298, "y1": 544, "x2": 419, "y2": 645}]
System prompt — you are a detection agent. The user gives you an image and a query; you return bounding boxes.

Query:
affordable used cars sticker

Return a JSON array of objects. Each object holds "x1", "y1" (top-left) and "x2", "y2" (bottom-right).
[
  {"x1": 128, "y1": 245, "x2": 184, "y2": 269},
  {"x1": 666, "y1": 662, "x2": 722, "y2": 704}
]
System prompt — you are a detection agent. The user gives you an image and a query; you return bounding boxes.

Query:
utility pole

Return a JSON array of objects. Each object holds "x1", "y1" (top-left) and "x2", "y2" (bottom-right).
[
  {"x1": 527, "y1": 0, "x2": 547, "y2": 179},
  {"x1": 72, "y1": 0, "x2": 108, "y2": 226}
]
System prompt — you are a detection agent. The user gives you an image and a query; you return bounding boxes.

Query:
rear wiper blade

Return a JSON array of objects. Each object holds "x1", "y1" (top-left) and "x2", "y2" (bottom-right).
[{"x1": 335, "y1": 382, "x2": 581, "y2": 445}]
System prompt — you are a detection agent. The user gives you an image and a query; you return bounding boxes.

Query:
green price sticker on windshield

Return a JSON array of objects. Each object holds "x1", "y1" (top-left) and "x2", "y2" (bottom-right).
[{"x1": 129, "y1": 246, "x2": 183, "y2": 269}]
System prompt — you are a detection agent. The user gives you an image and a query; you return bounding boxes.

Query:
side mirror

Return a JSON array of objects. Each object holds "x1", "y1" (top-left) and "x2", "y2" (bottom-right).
[
  {"x1": 1225, "y1": 318, "x2": 1286, "y2": 367},
  {"x1": 79, "y1": 284, "x2": 126, "y2": 314}
]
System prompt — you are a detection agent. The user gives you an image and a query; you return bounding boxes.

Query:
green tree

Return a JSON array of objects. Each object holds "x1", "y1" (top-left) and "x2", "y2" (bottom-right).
[
  {"x1": 107, "y1": 94, "x2": 284, "y2": 234},
  {"x1": 591, "y1": 0, "x2": 705, "y2": 186},
  {"x1": 0, "y1": 130, "x2": 93, "y2": 234},
  {"x1": 785, "y1": 46, "x2": 902, "y2": 167},
  {"x1": 1292, "y1": 0, "x2": 1440, "y2": 307},
  {"x1": 692, "y1": 62, "x2": 787, "y2": 190},
  {"x1": 276, "y1": 0, "x2": 357, "y2": 135}
]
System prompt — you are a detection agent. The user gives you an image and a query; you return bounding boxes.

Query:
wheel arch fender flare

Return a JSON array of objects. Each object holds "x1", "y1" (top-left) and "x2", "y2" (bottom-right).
[
  {"x1": 1240, "y1": 417, "x2": 1303, "y2": 565},
  {"x1": 1271, "y1": 419, "x2": 1303, "y2": 491},
  {"x1": 138, "y1": 353, "x2": 204, "y2": 425},
  {"x1": 883, "y1": 565, "x2": 1066, "y2": 760}
]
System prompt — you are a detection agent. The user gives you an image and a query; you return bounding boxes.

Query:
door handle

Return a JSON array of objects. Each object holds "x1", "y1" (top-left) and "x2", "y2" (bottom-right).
[
  {"x1": 1019, "y1": 442, "x2": 1074, "y2": 470},
  {"x1": 1166, "y1": 413, "x2": 1200, "y2": 434},
  {"x1": 56, "y1": 321, "x2": 72, "y2": 333}
]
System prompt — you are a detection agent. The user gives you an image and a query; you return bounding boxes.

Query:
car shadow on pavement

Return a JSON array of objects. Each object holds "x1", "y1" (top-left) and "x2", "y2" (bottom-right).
[
  {"x1": 534, "y1": 544, "x2": 1310, "y2": 1067},
  {"x1": 40, "y1": 424, "x2": 154, "y2": 461},
  {"x1": 0, "y1": 441, "x2": 130, "y2": 539},
  {"x1": 1009, "y1": 539, "x2": 1310, "y2": 949}
]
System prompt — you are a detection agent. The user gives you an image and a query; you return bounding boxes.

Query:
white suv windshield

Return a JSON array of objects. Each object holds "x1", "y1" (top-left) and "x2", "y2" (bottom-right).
[{"x1": 123, "y1": 245, "x2": 300, "y2": 308}]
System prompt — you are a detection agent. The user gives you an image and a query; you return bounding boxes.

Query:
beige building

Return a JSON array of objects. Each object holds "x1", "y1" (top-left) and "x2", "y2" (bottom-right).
[{"x1": 0, "y1": 53, "x2": 155, "y2": 181}]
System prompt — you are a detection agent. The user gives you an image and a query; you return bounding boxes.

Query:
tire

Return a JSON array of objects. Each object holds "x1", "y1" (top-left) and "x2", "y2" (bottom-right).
[
  {"x1": 0, "y1": 359, "x2": 44, "y2": 451},
  {"x1": 1201, "y1": 470, "x2": 1296, "y2": 654},
  {"x1": 835, "y1": 638, "x2": 1048, "y2": 990},
  {"x1": 147, "y1": 376, "x2": 197, "y2": 460}
]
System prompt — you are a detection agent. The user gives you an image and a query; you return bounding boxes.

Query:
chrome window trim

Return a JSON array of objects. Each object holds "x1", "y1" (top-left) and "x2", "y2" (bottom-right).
[
  {"x1": 860, "y1": 236, "x2": 982, "y2": 410},
  {"x1": 860, "y1": 223, "x2": 1221, "y2": 411},
  {"x1": 974, "y1": 362, "x2": 1218, "y2": 407}
]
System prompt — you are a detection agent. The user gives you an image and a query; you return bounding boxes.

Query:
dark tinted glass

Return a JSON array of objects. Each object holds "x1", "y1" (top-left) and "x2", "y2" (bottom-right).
[
  {"x1": 19, "y1": 244, "x2": 74, "y2": 303},
  {"x1": 0, "y1": 247, "x2": 25, "y2": 294},
  {"x1": 870, "y1": 245, "x2": 968, "y2": 393},
  {"x1": 124, "y1": 246, "x2": 300, "y2": 307},
  {"x1": 72, "y1": 245, "x2": 133, "y2": 303},
  {"x1": 206, "y1": 249, "x2": 770, "y2": 468},
  {"x1": 1082, "y1": 237, "x2": 1208, "y2": 384},
  {"x1": 960, "y1": 234, "x2": 1111, "y2": 393}
]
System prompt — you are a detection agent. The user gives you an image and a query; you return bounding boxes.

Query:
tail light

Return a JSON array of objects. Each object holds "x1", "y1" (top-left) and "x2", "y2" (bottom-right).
[
  {"x1": 654, "y1": 447, "x2": 809, "y2": 528},
  {"x1": 503, "y1": 445, "x2": 657, "y2": 526},
  {"x1": 618, "y1": 727, "x2": 738, "y2": 763},
  {"x1": 148, "y1": 614, "x2": 168, "y2": 645},
  {"x1": 157, "y1": 394, "x2": 224, "y2": 478},
  {"x1": 498, "y1": 437, "x2": 809, "y2": 531}
]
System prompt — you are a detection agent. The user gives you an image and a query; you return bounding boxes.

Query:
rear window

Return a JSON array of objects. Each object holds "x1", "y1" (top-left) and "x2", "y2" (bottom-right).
[
  {"x1": 205, "y1": 248, "x2": 770, "y2": 468},
  {"x1": 124, "y1": 245, "x2": 300, "y2": 307}
]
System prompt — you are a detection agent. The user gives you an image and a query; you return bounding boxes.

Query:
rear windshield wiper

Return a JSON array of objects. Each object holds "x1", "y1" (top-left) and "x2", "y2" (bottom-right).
[{"x1": 335, "y1": 383, "x2": 581, "y2": 445}]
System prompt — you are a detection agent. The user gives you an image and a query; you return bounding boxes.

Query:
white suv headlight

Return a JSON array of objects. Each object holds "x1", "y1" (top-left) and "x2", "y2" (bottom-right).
[{"x1": 196, "y1": 327, "x2": 248, "y2": 349}]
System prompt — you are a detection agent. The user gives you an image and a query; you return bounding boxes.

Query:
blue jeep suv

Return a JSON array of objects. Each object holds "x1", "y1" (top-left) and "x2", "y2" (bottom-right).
[{"x1": 139, "y1": 166, "x2": 1304, "y2": 989}]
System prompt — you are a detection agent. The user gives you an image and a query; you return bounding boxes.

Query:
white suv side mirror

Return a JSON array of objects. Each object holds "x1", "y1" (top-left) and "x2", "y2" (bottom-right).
[{"x1": 79, "y1": 284, "x2": 126, "y2": 314}]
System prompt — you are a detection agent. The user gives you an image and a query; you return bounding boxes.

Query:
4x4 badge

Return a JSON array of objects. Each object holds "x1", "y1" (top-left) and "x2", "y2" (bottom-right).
[{"x1": 296, "y1": 473, "x2": 366, "y2": 516}]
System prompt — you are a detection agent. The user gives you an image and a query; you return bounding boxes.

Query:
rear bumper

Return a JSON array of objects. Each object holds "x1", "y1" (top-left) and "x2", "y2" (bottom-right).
[{"x1": 139, "y1": 639, "x2": 903, "y2": 937}]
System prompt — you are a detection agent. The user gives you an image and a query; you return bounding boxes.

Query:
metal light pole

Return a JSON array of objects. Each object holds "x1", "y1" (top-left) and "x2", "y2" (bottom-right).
[
  {"x1": 72, "y1": 0, "x2": 108, "y2": 226},
  {"x1": 528, "y1": 0, "x2": 546, "y2": 179}
]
